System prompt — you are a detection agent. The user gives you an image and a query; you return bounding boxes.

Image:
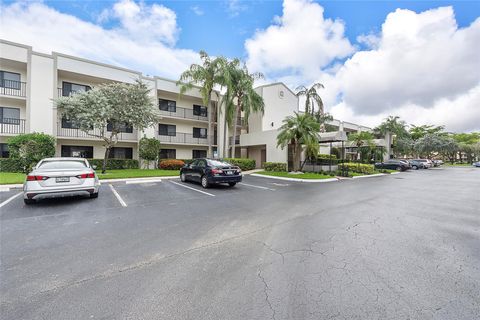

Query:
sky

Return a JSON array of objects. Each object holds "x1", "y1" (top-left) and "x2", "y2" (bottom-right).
[{"x1": 1, "y1": 0, "x2": 479, "y2": 132}]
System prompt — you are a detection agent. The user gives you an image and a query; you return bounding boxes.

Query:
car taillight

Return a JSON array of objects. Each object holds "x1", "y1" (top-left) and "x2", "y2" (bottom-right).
[
  {"x1": 26, "y1": 175, "x2": 49, "y2": 181},
  {"x1": 77, "y1": 173, "x2": 95, "y2": 179},
  {"x1": 211, "y1": 168, "x2": 223, "y2": 175}
]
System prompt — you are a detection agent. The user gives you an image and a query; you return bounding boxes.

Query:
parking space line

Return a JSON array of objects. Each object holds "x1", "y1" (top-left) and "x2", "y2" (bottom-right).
[
  {"x1": 109, "y1": 184, "x2": 127, "y2": 207},
  {"x1": 0, "y1": 192, "x2": 22, "y2": 208},
  {"x1": 126, "y1": 178, "x2": 162, "y2": 184},
  {"x1": 169, "y1": 181, "x2": 215, "y2": 197},
  {"x1": 239, "y1": 182, "x2": 276, "y2": 191}
]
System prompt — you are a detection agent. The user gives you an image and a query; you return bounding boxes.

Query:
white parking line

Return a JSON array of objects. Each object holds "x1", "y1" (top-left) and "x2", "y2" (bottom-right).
[
  {"x1": 169, "y1": 181, "x2": 215, "y2": 197},
  {"x1": 125, "y1": 178, "x2": 162, "y2": 184},
  {"x1": 0, "y1": 192, "x2": 22, "y2": 208},
  {"x1": 239, "y1": 182, "x2": 276, "y2": 191},
  {"x1": 109, "y1": 184, "x2": 127, "y2": 207}
]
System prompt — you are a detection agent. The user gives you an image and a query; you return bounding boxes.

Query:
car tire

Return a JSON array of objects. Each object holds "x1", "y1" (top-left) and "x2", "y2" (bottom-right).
[
  {"x1": 228, "y1": 182, "x2": 237, "y2": 187},
  {"x1": 24, "y1": 199, "x2": 35, "y2": 205},
  {"x1": 412, "y1": 165, "x2": 418, "y2": 170},
  {"x1": 201, "y1": 175, "x2": 209, "y2": 189},
  {"x1": 90, "y1": 192, "x2": 99, "y2": 199},
  {"x1": 180, "y1": 172, "x2": 186, "y2": 182},
  {"x1": 396, "y1": 166, "x2": 402, "y2": 171}
]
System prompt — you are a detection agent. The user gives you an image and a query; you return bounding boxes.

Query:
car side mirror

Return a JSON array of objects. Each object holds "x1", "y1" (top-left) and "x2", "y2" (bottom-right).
[{"x1": 92, "y1": 165, "x2": 97, "y2": 170}]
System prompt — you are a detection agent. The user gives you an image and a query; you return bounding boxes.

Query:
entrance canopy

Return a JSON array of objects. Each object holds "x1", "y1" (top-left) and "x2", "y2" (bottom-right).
[{"x1": 318, "y1": 131, "x2": 347, "y2": 143}]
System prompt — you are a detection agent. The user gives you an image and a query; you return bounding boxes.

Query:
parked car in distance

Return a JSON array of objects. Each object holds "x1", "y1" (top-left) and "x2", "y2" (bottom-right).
[
  {"x1": 473, "y1": 161, "x2": 480, "y2": 167},
  {"x1": 413, "y1": 159, "x2": 433, "y2": 168},
  {"x1": 180, "y1": 158, "x2": 242, "y2": 188},
  {"x1": 432, "y1": 159, "x2": 443, "y2": 167},
  {"x1": 408, "y1": 160, "x2": 425, "y2": 170},
  {"x1": 23, "y1": 158, "x2": 100, "y2": 205},
  {"x1": 398, "y1": 159, "x2": 412, "y2": 170},
  {"x1": 375, "y1": 160, "x2": 410, "y2": 171}
]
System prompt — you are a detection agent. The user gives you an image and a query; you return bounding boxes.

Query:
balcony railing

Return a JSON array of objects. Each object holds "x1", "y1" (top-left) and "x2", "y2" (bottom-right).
[
  {"x1": 157, "y1": 132, "x2": 214, "y2": 145},
  {"x1": 57, "y1": 123, "x2": 137, "y2": 141},
  {"x1": 0, "y1": 118, "x2": 26, "y2": 134},
  {"x1": 1, "y1": 80, "x2": 26, "y2": 97},
  {"x1": 159, "y1": 106, "x2": 209, "y2": 121},
  {"x1": 229, "y1": 135, "x2": 240, "y2": 145}
]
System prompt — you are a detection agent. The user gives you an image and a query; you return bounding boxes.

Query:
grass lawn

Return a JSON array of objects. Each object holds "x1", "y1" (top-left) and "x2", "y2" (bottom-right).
[
  {"x1": 256, "y1": 171, "x2": 334, "y2": 180},
  {"x1": 443, "y1": 163, "x2": 473, "y2": 167},
  {"x1": 0, "y1": 169, "x2": 179, "y2": 185}
]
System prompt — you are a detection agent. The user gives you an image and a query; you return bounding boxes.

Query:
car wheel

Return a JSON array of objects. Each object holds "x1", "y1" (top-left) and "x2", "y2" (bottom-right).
[
  {"x1": 396, "y1": 166, "x2": 402, "y2": 171},
  {"x1": 24, "y1": 199, "x2": 35, "y2": 205},
  {"x1": 201, "y1": 175, "x2": 209, "y2": 189},
  {"x1": 180, "y1": 172, "x2": 186, "y2": 182},
  {"x1": 228, "y1": 182, "x2": 237, "y2": 187},
  {"x1": 90, "y1": 192, "x2": 99, "y2": 198},
  {"x1": 412, "y1": 165, "x2": 418, "y2": 170}
]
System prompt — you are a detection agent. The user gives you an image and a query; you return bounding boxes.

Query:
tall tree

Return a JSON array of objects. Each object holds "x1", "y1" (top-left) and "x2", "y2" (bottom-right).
[
  {"x1": 56, "y1": 80, "x2": 158, "y2": 173},
  {"x1": 277, "y1": 113, "x2": 320, "y2": 172},
  {"x1": 374, "y1": 116, "x2": 409, "y2": 157},
  {"x1": 224, "y1": 64, "x2": 265, "y2": 158},
  {"x1": 177, "y1": 51, "x2": 227, "y2": 158},
  {"x1": 348, "y1": 131, "x2": 375, "y2": 162},
  {"x1": 295, "y1": 83, "x2": 329, "y2": 131}
]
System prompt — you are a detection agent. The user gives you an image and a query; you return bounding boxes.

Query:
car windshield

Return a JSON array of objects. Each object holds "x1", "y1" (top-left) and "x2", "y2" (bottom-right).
[
  {"x1": 37, "y1": 160, "x2": 87, "y2": 170},
  {"x1": 208, "y1": 160, "x2": 231, "y2": 167}
]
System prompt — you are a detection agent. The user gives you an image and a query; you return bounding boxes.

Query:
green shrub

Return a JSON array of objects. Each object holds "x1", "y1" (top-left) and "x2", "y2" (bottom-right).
[
  {"x1": 7, "y1": 133, "x2": 56, "y2": 172},
  {"x1": 0, "y1": 158, "x2": 24, "y2": 172},
  {"x1": 139, "y1": 137, "x2": 161, "y2": 168},
  {"x1": 159, "y1": 159, "x2": 185, "y2": 170},
  {"x1": 88, "y1": 159, "x2": 139, "y2": 170},
  {"x1": 222, "y1": 158, "x2": 256, "y2": 171},
  {"x1": 316, "y1": 154, "x2": 337, "y2": 160},
  {"x1": 338, "y1": 162, "x2": 375, "y2": 174},
  {"x1": 263, "y1": 162, "x2": 287, "y2": 172}
]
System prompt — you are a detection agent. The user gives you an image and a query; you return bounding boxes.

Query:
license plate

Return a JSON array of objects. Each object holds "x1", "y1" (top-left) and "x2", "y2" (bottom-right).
[
  {"x1": 56, "y1": 177, "x2": 70, "y2": 183},
  {"x1": 226, "y1": 171, "x2": 233, "y2": 175}
]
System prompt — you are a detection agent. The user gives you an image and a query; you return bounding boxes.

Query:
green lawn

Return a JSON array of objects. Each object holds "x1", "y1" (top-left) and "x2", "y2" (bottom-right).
[
  {"x1": 443, "y1": 163, "x2": 472, "y2": 167},
  {"x1": 256, "y1": 171, "x2": 334, "y2": 180},
  {"x1": 0, "y1": 169, "x2": 179, "y2": 185}
]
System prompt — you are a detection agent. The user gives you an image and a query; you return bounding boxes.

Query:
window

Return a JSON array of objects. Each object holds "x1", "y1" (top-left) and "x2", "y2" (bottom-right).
[
  {"x1": 0, "y1": 143, "x2": 9, "y2": 158},
  {"x1": 0, "y1": 107, "x2": 20, "y2": 124},
  {"x1": 197, "y1": 159, "x2": 207, "y2": 167},
  {"x1": 159, "y1": 124, "x2": 176, "y2": 136},
  {"x1": 159, "y1": 99, "x2": 176, "y2": 112},
  {"x1": 0, "y1": 71, "x2": 21, "y2": 89},
  {"x1": 109, "y1": 147, "x2": 133, "y2": 159},
  {"x1": 193, "y1": 105, "x2": 207, "y2": 117},
  {"x1": 160, "y1": 149, "x2": 176, "y2": 159},
  {"x1": 192, "y1": 150, "x2": 207, "y2": 159},
  {"x1": 61, "y1": 145, "x2": 94, "y2": 158},
  {"x1": 107, "y1": 121, "x2": 133, "y2": 133},
  {"x1": 38, "y1": 160, "x2": 87, "y2": 170},
  {"x1": 61, "y1": 116, "x2": 80, "y2": 129},
  {"x1": 62, "y1": 81, "x2": 91, "y2": 96},
  {"x1": 193, "y1": 127, "x2": 207, "y2": 138}
]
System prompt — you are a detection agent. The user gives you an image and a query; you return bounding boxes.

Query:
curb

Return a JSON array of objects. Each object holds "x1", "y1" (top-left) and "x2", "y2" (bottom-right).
[
  {"x1": 250, "y1": 173, "x2": 339, "y2": 183},
  {"x1": 352, "y1": 173, "x2": 387, "y2": 179},
  {"x1": 100, "y1": 176, "x2": 178, "y2": 183}
]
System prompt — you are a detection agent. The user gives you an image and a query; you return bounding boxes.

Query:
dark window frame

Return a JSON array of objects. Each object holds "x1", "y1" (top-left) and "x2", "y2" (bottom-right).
[
  {"x1": 107, "y1": 121, "x2": 133, "y2": 133},
  {"x1": 60, "y1": 145, "x2": 94, "y2": 158},
  {"x1": 0, "y1": 143, "x2": 9, "y2": 158},
  {"x1": 62, "y1": 81, "x2": 91, "y2": 96},
  {"x1": 193, "y1": 127, "x2": 207, "y2": 139},
  {"x1": 159, "y1": 148, "x2": 176, "y2": 159},
  {"x1": 0, "y1": 107, "x2": 20, "y2": 124},
  {"x1": 159, "y1": 99, "x2": 177, "y2": 112},
  {"x1": 159, "y1": 124, "x2": 176, "y2": 136},
  {"x1": 192, "y1": 149, "x2": 207, "y2": 159},
  {"x1": 108, "y1": 147, "x2": 133, "y2": 159},
  {"x1": 193, "y1": 104, "x2": 207, "y2": 117},
  {"x1": 0, "y1": 71, "x2": 21, "y2": 89}
]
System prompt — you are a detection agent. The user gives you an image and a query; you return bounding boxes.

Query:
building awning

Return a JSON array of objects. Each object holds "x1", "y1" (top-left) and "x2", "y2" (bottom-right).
[{"x1": 318, "y1": 131, "x2": 347, "y2": 143}]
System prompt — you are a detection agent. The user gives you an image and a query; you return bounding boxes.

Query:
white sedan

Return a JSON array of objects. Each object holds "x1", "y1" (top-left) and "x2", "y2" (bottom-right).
[{"x1": 23, "y1": 157, "x2": 100, "y2": 205}]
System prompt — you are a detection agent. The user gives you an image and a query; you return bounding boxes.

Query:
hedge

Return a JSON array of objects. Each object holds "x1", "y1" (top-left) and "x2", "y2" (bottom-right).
[
  {"x1": 159, "y1": 159, "x2": 194, "y2": 165},
  {"x1": 0, "y1": 158, "x2": 24, "y2": 172},
  {"x1": 159, "y1": 159, "x2": 185, "y2": 170},
  {"x1": 263, "y1": 162, "x2": 287, "y2": 172},
  {"x1": 88, "y1": 159, "x2": 139, "y2": 170},
  {"x1": 338, "y1": 162, "x2": 375, "y2": 174},
  {"x1": 222, "y1": 158, "x2": 256, "y2": 171},
  {"x1": 316, "y1": 154, "x2": 337, "y2": 160}
]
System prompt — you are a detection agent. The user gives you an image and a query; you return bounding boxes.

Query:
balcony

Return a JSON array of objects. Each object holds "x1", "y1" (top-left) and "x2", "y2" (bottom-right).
[
  {"x1": 0, "y1": 118, "x2": 26, "y2": 134},
  {"x1": 159, "y1": 106, "x2": 209, "y2": 122},
  {"x1": 1, "y1": 80, "x2": 26, "y2": 98},
  {"x1": 157, "y1": 132, "x2": 214, "y2": 145},
  {"x1": 57, "y1": 123, "x2": 137, "y2": 141},
  {"x1": 229, "y1": 135, "x2": 240, "y2": 145}
]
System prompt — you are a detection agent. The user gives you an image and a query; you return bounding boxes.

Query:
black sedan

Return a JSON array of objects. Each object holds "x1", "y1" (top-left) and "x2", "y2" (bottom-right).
[
  {"x1": 374, "y1": 160, "x2": 410, "y2": 171},
  {"x1": 180, "y1": 158, "x2": 242, "y2": 188}
]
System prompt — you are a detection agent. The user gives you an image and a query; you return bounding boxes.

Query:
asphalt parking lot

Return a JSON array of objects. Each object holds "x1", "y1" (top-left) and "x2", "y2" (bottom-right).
[{"x1": 1, "y1": 167, "x2": 479, "y2": 319}]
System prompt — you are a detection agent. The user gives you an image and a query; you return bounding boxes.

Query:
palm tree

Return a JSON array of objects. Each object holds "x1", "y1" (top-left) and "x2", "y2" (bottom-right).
[
  {"x1": 224, "y1": 64, "x2": 265, "y2": 158},
  {"x1": 348, "y1": 131, "x2": 375, "y2": 162},
  {"x1": 296, "y1": 83, "x2": 328, "y2": 125},
  {"x1": 277, "y1": 112, "x2": 320, "y2": 172},
  {"x1": 177, "y1": 51, "x2": 227, "y2": 158}
]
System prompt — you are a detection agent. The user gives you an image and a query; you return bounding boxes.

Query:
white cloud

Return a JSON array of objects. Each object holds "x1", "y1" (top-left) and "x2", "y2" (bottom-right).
[
  {"x1": 0, "y1": 1, "x2": 198, "y2": 79},
  {"x1": 226, "y1": 0, "x2": 248, "y2": 17},
  {"x1": 245, "y1": 0, "x2": 355, "y2": 82},
  {"x1": 191, "y1": 6, "x2": 204, "y2": 16}
]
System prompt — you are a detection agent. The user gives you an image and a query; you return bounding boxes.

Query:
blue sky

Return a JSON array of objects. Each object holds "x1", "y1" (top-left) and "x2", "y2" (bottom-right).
[
  {"x1": 40, "y1": 0, "x2": 479, "y2": 58},
  {"x1": 1, "y1": 0, "x2": 479, "y2": 131}
]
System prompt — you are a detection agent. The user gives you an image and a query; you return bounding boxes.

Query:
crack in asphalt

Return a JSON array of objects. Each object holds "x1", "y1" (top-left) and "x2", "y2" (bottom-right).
[{"x1": 257, "y1": 269, "x2": 277, "y2": 320}]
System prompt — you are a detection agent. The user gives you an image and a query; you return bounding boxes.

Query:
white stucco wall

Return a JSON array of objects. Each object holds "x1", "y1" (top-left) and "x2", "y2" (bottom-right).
[
  {"x1": 0, "y1": 41, "x2": 29, "y2": 63},
  {"x1": 28, "y1": 53, "x2": 54, "y2": 134}
]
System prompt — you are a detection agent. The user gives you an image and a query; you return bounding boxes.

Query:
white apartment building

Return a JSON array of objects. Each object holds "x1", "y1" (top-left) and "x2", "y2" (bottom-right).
[{"x1": 0, "y1": 39, "x2": 390, "y2": 168}]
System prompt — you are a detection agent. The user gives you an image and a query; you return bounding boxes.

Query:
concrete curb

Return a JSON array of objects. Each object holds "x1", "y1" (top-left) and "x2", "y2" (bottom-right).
[
  {"x1": 352, "y1": 173, "x2": 387, "y2": 179},
  {"x1": 250, "y1": 174, "x2": 339, "y2": 183},
  {"x1": 100, "y1": 176, "x2": 178, "y2": 183}
]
